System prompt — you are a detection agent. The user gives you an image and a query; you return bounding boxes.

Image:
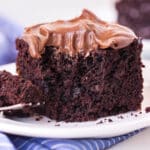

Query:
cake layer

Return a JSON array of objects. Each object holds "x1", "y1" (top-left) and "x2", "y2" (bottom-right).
[
  {"x1": 16, "y1": 38, "x2": 143, "y2": 121},
  {"x1": 0, "y1": 71, "x2": 45, "y2": 116}
]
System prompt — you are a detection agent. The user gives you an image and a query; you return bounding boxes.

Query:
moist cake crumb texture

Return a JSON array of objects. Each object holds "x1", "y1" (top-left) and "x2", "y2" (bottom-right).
[
  {"x1": 0, "y1": 71, "x2": 45, "y2": 117},
  {"x1": 16, "y1": 38, "x2": 143, "y2": 122}
]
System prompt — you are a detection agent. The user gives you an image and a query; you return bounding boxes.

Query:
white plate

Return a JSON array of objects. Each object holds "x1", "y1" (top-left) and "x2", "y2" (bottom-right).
[{"x1": 0, "y1": 60, "x2": 150, "y2": 139}]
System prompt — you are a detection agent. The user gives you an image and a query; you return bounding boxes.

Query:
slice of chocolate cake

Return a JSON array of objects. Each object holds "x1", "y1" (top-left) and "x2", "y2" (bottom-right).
[
  {"x1": 0, "y1": 71, "x2": 45, "y2": 117},
  {"x1": 16, "y1": 9, "x2": 143, "y2": 122},
  {"x1": 116, "y1": 0, "x2": 150, "y2": 39}
]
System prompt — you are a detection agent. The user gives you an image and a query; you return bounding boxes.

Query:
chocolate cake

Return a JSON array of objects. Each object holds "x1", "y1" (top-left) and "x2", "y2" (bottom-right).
[
  {"x1": 0, "y1": 71, "x2": 45, "y2": 116},
  {"x1": 15, "y1": 9, "x2": 143, "y2": 122},
  {"x1": 116, "y1": 0, "x2": 150, "y2": 39}
]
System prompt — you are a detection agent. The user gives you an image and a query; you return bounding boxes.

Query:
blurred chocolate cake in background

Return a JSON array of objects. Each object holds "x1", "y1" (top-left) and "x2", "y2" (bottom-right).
[{"x1": 116, "y1": 0, "x2": 150, "y2": 39}]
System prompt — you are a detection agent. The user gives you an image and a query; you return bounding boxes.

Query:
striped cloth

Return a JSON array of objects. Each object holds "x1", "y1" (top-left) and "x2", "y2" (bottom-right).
[
  {"x1": 0, "y1": 15, "x2": 23, "y2": 65},
  {"x1": 0, "y1": 130, "x2": 142, "y2": 150}
]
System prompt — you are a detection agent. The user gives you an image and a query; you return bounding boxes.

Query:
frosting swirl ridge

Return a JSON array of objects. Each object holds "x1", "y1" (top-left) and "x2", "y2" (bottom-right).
[{"x1": 21, "y1": 9, "x2": 137, "y2": 58}]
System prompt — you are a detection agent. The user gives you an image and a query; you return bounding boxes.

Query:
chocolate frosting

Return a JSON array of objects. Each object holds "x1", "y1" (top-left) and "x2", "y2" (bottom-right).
[{"x1": 21, "y1": 9, "x2": 137, "y2": 58}]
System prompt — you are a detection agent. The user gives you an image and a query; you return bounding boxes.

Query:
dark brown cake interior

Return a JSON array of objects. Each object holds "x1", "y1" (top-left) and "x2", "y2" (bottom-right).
[
  {"x1": 0, "y1": 71, "x2": 45, "y2": 116},
  {"x1": 16, "y1": 38, "x2": 143, "y2": 122}
]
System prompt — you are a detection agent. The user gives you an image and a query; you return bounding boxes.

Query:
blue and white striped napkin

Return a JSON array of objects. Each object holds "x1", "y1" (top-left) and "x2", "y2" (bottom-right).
[
  {"x1": 0, "y1": 15, "x2": 23, "y2": 65},
  {"x1": 0, "y1": 130, "x2": 142, "y2": 150}
]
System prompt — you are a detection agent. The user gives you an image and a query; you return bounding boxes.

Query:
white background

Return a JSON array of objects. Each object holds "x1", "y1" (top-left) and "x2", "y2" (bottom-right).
[{"x1": 0, "y1": 0, "x2": 117, "y2": 26}]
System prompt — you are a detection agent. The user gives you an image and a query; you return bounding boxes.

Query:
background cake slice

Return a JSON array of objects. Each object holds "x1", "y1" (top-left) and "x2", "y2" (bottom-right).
[
  {"x1": 0, "y1": 71, "x2": 45, "y2": 116},
  {"x1": 16, "y1": 9, "x2": 143, "y2": 122},
  {"x1": 116, "y1": 0, "x2": 150, "y2": 39}
]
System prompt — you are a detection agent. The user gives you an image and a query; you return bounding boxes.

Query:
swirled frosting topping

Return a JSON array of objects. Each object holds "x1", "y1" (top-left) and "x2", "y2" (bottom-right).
[{"x1": 21, "y1": 9, "x2": 137, "y2": 58}]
